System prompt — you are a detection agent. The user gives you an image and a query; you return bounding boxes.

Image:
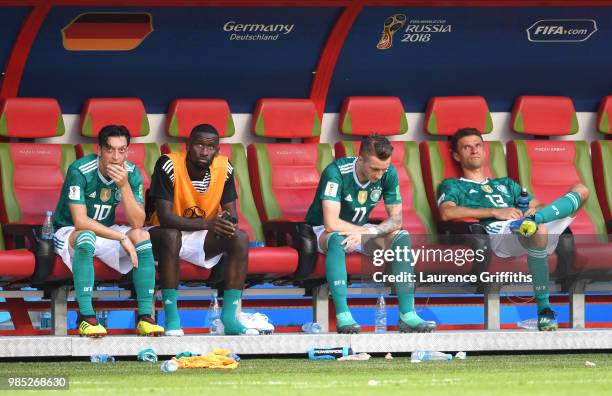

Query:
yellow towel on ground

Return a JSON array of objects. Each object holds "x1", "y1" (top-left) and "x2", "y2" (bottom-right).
[{"x1": 175, "y1": 348, "x2": 239, "y2": 369}]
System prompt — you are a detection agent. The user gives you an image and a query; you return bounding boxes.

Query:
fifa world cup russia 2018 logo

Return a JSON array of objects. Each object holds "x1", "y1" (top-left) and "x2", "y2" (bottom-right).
[{"x1": 376, "y1": 14, "x2": 407, "y2": 50}]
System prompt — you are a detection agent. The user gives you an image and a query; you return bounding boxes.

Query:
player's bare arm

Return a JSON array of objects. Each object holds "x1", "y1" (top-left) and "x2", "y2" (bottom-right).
[
  {"x1": 322, "y1": 200, "x2": 369, "y2": 233},
  {"x1": 374, "y1": 203, "x2": 402, "y2": 234}
]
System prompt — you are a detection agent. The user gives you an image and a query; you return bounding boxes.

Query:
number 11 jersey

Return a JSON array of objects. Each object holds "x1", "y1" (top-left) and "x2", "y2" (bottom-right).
[{"x1": 305, "y1": 157, "x2": 402, "y2": 227}]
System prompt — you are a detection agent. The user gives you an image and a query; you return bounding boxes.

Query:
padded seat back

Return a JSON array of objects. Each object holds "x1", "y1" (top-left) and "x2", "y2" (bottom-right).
[
  {"x1": 0, "y1": 98, "x2": 64, "y2": 138},
  {"x1": 248, "y1": 143, "x2": 333, "y2": 222},
  {"x1": 166, "y1": 99, "x2": 234, "y2": 138},
  {"x1": 0, "y1": 143, "x2": 74, "y2": 224},
  {"x1": 508, "y1": 96, "x2": 605, "y2": 235},
  {"x1": 508, "y1": 140, "x2": 606, "y2": 235},
  {"x1": 81, "y1": 98, "x2": 149, "y2": 137},
  {"x1": 339, "y1": 96, "x2": 407, "y2": 136}
]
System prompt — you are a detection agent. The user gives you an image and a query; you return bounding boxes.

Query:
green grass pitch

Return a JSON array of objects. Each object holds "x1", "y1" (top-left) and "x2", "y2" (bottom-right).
[{"x1": 0, "y1": 354, "x2": 610, "y2": 395}]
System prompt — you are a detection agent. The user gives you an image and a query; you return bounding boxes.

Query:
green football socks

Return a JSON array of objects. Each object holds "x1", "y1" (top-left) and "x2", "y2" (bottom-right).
[
  {"x1": 391, "y1": 231, "x2": 425, "y2": 327},
  {"x1": 133, "y1": 240, "x2": 155, "y2": 317},
  {"x1": 534, "y1": 192, "x2": 581, "y2": 224},
  {"x1": 161, "y1": 289, "x2": 181, "y2": 331},
  {"x1": 326, "y1": 233, "x2": 357, "y2": 327},
  {"x1": 221, "y1": 289, "x2": 248, "y2": 335},
  {"x1": 527, "y1": 248, "x2": 551, "y2": 312},
  {"x1": 72, "y1": 231, "x2": 96, "y2": 316}
]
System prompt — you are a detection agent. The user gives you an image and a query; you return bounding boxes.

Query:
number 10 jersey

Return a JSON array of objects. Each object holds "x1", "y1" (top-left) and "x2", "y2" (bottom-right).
[{"x1": 53, "y1": 154, "x2": 144, "y2": 228}]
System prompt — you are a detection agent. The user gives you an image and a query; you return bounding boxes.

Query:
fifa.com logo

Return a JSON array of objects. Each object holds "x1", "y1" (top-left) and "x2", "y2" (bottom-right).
[{"x1": 376, "y1": 14, "x2": 406, "y2": 50}]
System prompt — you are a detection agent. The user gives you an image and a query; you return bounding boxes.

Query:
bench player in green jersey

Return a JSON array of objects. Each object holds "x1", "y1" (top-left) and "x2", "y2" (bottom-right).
[
  {"x1": 306, "y1": 134, "x2": 436, "y2": 334},
  {"x1": 53, "y1": 125, "x2": 163, "y2": 337},
  {"x1": 437, "y1": 128, "x2": 590, "y2": 331}
]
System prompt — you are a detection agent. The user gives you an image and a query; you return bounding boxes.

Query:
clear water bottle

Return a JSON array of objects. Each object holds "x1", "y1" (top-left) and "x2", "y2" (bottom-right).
[
  {"x1": 301, "y1": 322, "x2": 322, "y2": 334},
  {"x1": 90, "y1": 353, "x2": 115, "y2": 363},
  {"x1": 374, "y1": 293, "x2": 387, "y2": 333},
  {"x1": 97, "y1": 311, "x2": 108, "y2": 328},
  {"x1": 517, "y1": 188, "x2": 531, "y2": 214},
  {"x1": 41, "y1": 210, "x2": 54, "y2": 240},
  {"x1": 40, "y1": 311, "x2": 51, "y2": 329},
  {"x1": 208, "y1": 292, "x2": 221, "y2": 335},
  {"x1": 160, "y1": 359, "x2": 179, "y2": 372},
  {"x1": 411, "y1": 350, "x2": 452, "y2": 363},
  {"x1": 517, "y1": 318, "x2": 538, "y2": 330}
]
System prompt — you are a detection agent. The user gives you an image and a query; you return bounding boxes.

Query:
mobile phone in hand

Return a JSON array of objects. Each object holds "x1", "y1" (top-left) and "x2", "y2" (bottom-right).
[{"x1": 222, "y1": 211, "x2": 238, "y2": 225}]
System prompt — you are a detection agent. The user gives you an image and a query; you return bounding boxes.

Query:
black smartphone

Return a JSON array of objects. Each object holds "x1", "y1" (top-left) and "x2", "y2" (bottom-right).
[{"x1": 222, "y1": 211, "x2": 238, "y2": 225}]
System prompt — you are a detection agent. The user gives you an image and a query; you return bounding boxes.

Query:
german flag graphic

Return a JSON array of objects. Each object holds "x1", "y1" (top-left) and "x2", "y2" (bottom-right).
[{"x1": 62, "y1": 13, "x2": 153, "y2": 51}]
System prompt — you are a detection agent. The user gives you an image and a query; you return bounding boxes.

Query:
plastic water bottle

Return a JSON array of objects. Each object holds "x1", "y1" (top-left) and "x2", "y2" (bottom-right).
[
  {"x1": 90, "y1": 353, "x2": 115, "y2": 363},
  {"x1": 160, "y1": 359, "x2": 179, "y2": 372},
  {"x1": 308, "y1": 347, "x2": 353, "y2": 360},
  {"x1": 301, "y1": 322, "x2": 322, "y2": 334},
  {"x1": 374, "y1": 293, "x2": 387, "y2": 333},
  {"x1": 516, "y1": 318, "x2": 538, "y2": 330},
  {"x1": 97, "y1": 311, "x2": 108, "y2": 328},
  {"x1": 40, "y1": 311, "x2": 51, "y2": 329},
  {"x1": 41, "y1": 211, "x2": 54, "y2": 240},
  {"x1": 517, "y1": 188, "x2": 531, "y2": 214},
  {"x1": 410, "y1": 350, "x2": 452, "y2": 363},
  {"x1": 208, "y1": 292, "x2": 221, "y2": 335}
]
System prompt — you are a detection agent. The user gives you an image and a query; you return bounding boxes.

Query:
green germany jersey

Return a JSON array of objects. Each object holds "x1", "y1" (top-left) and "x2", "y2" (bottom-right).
[
  {"x1": 437, "y1": 177, "x2": 529, "y2": 225},
  {"x1": 305, "y1": 157, "x2": 402, "y2": 226},
  {"x1": 53, "y1": 154, "x2": 144, "y2": 228}
]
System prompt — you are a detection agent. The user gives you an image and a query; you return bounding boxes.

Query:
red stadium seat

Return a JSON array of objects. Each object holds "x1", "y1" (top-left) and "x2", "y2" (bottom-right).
[
  {"x1": 425, "y1": 96, "x2": 492, "y2": 135},
  {"x1": 339, "y1": 96, "x2": 407, "y2": 136},
  {"x1": 0, "y1": 227, "x2": 35, "y2": 282},
  {"x1": 593, "y1": 97, "x2": 612, "y2": 231},
  {"x1": 591, "y1": 141, "x2": 612, "y2": 232},
  {"x1": 0, "y1": 98, "x2": 64, "y2": 138},
  {"x1": 511, "y1": 96, "x2": 578, "y2": 136},
  {"x1": 596, "y1": 95, "x2": 612, "y2": 135},
  {"x1": 80, "y1": 98, "x2": 149, "y2": 137},
  {"x1": 248, "y1": 98, "x2": 327, "y2": 222},
  {"x1": 252, "y1": 98, "x2": 320, "y2": 138},
  {"x1": 0, "y1": 98, "x2": 121, "y2": 282},
  {"x1": 248, "y1": 99, "x2": 332, "y2": 278},
  {"x1": 166, "y1": 99, "x2": 234, "y2": 138},
  {"x1": 507, "y1": 96, "x2": 610, "y2": 275}
]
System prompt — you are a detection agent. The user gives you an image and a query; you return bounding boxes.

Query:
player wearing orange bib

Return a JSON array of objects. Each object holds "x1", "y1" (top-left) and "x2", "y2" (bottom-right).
[{"x1": 148, "y1": 124, "x2": 258, "y2": 336}]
